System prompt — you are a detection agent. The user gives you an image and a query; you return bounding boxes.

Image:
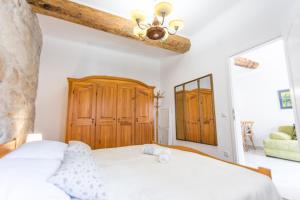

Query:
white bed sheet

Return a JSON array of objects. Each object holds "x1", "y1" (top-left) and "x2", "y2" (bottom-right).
[{"x1": 93, "y1": 145, "x2": 281, "y2": 200}]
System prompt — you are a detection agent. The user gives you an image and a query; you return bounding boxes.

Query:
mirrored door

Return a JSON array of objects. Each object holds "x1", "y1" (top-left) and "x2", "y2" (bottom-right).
[{"x1": 174, "y1": 74, "x2": 217, "y2": 146}]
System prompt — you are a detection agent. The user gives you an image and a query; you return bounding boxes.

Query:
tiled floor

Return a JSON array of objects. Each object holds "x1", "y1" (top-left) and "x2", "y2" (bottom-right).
[{"x1": 244, "y1": 149, "x2": 300, "y2": 200}]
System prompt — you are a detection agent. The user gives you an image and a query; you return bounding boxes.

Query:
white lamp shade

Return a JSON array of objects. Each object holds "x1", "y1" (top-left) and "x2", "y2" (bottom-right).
[
  {"x1": 133, "y1": 26, "x2": 146, "y2": 38},
  {"x1": 169, "y1": 19, "x2": 184, "y2": 30},
  {"x1": 130, "y1": 10, "x2": 146, "y2": 22},
  {"x1": 26, "y1": 133, "x2": 43, "y2": 143},
  {"x1": 154, "y1": 2, "x2": 173, "y2": 17}
]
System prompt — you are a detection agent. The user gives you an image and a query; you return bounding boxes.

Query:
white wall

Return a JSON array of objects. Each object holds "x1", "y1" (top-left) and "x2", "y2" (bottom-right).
[
  {"x1": 160, "y1": 0, "x2": 296, "y2": 161},
  {"x1": 34, "y1": 36, "x2": 160, "y2": 141},
  {"x1": 232, "y1": 40, "x2": 294, "y2": 147}
]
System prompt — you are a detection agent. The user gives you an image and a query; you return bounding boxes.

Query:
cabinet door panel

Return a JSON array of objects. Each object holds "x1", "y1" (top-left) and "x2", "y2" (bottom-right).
[
  {"x1": 68, "y1": 83, "x2": 96, "y2": 147},
  {"x1": 185, "y1": 91, "x2": 201, "y2": 143},
  {"x1": 95, "y1": 123, "x2": 116, "y2": 148},
  {"x1": 175, "y1": 91, "x2": 185, "y2": 140},
  {"x1": 94, "y1": 83, "x2": 117, "y2": 149},
  {"x1": 199, "y1": 90, "x2": 216, "y2": 145},
  {"x1": 117, "y1": 85, "x2": 135, "y2": 146},
  {"x1": 70, "y1": 125, "x2": 93, "y2": 145},
  {"x1": 135, "y1": 88, "x2": 153, "y2": 144}
]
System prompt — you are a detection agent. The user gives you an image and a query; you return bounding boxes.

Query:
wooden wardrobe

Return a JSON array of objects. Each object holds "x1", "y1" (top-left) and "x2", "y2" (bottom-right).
[{"x1": 65, "y1": 76, "x2": 154, "y2": 149}]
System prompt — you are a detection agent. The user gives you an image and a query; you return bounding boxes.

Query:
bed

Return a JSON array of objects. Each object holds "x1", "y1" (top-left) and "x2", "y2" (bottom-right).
[{"x1": 0, "y1": 139, "x2": 281, "y2": 200}]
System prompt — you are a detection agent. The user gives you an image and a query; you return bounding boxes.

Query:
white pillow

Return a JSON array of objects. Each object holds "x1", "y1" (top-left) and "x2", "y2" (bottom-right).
[
  {"x1": 4, "y1": 140, "x2": 68, "y2": 160},
  {"x1": 0, "y1": 158, "x2": 68, "y2": 200},
  {"x1": 67, "y1": 141, "x2": 92, "y2": 156},
  {"x1": 49, "y1": 153, "x2": 107, "y2": 200},
  {"x1": 0, "y1": 180, "x2": 70, "y2": 200},
  {"x1": 0, "y1": 158, "x2": 62, "y2": 181}
]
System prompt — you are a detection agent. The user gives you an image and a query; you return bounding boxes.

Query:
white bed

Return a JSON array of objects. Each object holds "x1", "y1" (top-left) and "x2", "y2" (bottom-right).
[
  {"x1": 93, "y1": 145, "x2": 281, "y2": 200},
  {"x1": 0, "y1": 141, "x2": 281, "y2": 200}
]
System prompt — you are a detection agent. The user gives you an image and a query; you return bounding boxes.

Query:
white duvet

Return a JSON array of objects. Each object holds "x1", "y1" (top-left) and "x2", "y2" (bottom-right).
[{"x1": 93, "y1": 145, "x2": 281, "y2": 200}]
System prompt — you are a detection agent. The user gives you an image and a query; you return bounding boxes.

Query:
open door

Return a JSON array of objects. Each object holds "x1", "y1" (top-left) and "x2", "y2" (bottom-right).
[{"x1": 285, "y1": 2, "x2": 300, "y2": 150}]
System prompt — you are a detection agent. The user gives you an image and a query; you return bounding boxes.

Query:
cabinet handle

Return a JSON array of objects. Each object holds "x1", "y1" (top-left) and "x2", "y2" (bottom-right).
[{"x1": 92, "y1": 118, "x2": 95, "y2": 123}]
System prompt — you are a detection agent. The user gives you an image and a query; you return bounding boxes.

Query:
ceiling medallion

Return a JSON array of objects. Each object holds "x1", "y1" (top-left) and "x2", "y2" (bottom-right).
[{"x1": 130, "y1": 1, "x2": 184, "y2": 41}]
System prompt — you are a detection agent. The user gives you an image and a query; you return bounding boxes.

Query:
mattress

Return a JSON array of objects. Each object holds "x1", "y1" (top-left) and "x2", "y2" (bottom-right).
[{"x1": 92, "y1": 145, "x2": 281, "y2": 200}]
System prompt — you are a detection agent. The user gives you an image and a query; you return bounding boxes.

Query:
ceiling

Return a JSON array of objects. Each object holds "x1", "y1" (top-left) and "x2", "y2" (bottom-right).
[
  {"x1": 38, "y1": 0, "x2": 295, "y2": 58},
  {"x1": 70, "y1": 0, "x2": 240, "y2": 37}
]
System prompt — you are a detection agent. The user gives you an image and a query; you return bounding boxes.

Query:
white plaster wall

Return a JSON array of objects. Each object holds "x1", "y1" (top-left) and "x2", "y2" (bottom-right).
[
  {"x1": 160, "y1": 0, "x2": 296, "y2": 161},
  {"x1": 34, "y1": 36, "x2": 160, "y2": 141},
  {"x1": 232, "y1": 40, "x2": 294, "y2": 147}
]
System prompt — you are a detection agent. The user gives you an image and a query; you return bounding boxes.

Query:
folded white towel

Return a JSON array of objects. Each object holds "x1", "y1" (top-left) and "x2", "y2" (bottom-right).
[
  {"x1": 158, "y1": 153, "x2": 171, "y2": 164},
  {"x1": 142, "y1": 145, "x2": 160, "y2": 155},
  {"x1": 143, "y1": 145, "x2": 172, "y2": 163}
]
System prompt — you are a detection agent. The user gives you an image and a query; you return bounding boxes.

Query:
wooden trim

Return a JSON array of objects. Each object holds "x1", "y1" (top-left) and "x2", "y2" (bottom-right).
[
  {"x1": 174, "y1": 73, "x2": 213, "y2": 88},
  {"x1": 0, "y1": 139, "x2": 17, "y2": 158},
  {"x1": 68, "y1": 76, "x2": 155, "y2": 89},
  {"x1": 26, "y1": 0, "x2": 191, "y2": 54},
  {"x1": 159, "y1": 144, "x2": 272, "y2": 178}
]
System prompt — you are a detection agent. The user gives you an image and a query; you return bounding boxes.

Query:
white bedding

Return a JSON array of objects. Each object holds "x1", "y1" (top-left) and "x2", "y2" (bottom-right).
[{"x1": 93, "y1": 145, "x2": 281, "y2": 200}]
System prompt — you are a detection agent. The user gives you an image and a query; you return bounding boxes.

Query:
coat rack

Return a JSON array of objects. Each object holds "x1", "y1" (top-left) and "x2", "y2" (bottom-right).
[{"x1": 154, "y1": 90, "x2": 165, "y2": 143}]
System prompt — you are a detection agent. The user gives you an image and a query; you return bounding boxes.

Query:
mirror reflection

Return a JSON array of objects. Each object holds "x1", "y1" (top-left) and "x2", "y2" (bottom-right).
[{"x1": 175, "y1": 74, "x2": 217, "y2": 146}]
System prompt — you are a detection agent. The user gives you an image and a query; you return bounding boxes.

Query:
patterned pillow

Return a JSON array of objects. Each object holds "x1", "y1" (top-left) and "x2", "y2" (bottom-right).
[
  {"x1": 67, "y1": 141, "x2": 92, "y2": 157},
  {"x1": 48, "y1": 153, "x2": 107, "y2": 200}
]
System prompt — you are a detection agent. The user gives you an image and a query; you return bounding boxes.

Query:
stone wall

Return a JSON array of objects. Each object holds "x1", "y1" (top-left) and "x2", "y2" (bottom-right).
[{"x1": 0, "y1": 0, "x2": 42, "y2": 144}]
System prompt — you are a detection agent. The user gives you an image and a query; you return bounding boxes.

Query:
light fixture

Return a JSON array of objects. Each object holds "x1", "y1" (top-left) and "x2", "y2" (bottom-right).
[
  {"x1": 26, "y1": 133, "x2": 43, "y2": 143},
  {"x1": 130, "y1": 1, "x2": 184, "y2": 41}
]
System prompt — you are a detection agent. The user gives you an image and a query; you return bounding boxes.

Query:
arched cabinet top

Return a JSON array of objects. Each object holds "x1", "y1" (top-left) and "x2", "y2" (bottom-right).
[{"x1": 68, "y1": 76, "x2": 155, "y2": 89}]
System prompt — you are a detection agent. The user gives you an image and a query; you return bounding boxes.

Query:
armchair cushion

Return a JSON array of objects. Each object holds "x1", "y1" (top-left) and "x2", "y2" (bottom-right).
[
  {"x1": 278, "y1": 126, "x2": 294, "y2": 136},
  {"x1": 270, "y1": 132, "x2": 292, "y2": 140}
]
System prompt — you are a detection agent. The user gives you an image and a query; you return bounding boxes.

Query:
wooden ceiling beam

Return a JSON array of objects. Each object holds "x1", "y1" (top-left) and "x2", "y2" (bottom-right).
[
  {"x1": 27, "y1": 0, "x2": 191, "y2": 53},
  {"x1": 234, "y1": 57, "x2": 259, "y2": 69}
]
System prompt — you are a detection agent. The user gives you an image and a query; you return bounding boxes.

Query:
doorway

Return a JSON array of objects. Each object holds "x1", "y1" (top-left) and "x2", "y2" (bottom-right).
[{"x1": 229, "y1": 38, "x2": 300, "y2": 200}]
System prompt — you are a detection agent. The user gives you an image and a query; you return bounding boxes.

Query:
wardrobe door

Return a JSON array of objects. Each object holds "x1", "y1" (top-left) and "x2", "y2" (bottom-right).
[
  {"x1": 68, "y1": 83, "x2": 96, "y2": 147},
  {"x1": 185, "y1": 91, "x2": 201, "y2": 143},
  {"x1": 135, "y1": 88, "x2": 153, "y2": 144},
  {"x1": 94, "y1": 82, "x2": 117, "y2": 149},
  {"x1": 175, "y1": 89, "x2": 185, "y2": 140},
  {"x1": 116, "y1": 84, "x2": 135, "y2": 147},
  {"x1": 199, "y1": 90, "x2": 216, "y2": 145}
]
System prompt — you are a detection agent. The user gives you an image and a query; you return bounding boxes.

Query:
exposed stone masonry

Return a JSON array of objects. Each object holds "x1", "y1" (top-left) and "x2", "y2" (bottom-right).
[{"x1": 0, "y1": 0, "x2": 42, "y2": 144}]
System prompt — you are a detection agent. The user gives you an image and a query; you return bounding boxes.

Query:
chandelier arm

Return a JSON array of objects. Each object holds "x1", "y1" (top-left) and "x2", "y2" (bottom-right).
[
  {"x1": 136, "y1": 20, "x2": 149, "y2": 30},
  {"x1": 161, "y1": 13, "x2": 166, "y2": 26},
  {"x1": 164, "y1": 27, "x2": 177, "y2": 35}
]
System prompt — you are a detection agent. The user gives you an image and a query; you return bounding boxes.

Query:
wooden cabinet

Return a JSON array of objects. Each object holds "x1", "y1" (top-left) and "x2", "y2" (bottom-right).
[{"x1": 66, "y1": 76, "x2": 154, "y2": 149}]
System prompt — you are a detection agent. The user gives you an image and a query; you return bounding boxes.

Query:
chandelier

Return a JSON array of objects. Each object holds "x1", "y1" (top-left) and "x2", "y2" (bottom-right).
[{"x1": 130, "y1": 1, "x2": 184, "y2": 41}]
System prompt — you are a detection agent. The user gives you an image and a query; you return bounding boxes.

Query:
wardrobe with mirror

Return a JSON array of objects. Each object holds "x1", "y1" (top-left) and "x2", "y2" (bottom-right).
[{"x1": 175, "y1": 74, "x2": 217, "y2": 146}]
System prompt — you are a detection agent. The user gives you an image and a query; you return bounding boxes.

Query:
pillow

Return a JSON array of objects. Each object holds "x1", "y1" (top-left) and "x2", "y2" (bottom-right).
[
  {"x1": 0, "y1": 158, "x2": 62, "y2": 181},
  {"x1": 4, "y1": 140, "x2": 68, "y2": 160},
  {"x1": 0, "y1": 180, "x2": 70, "y2": 200},
  {"x1": 48, "y1": 153, "x2": 107, "y2": 200},
  {"x1": 270, "y1": 132, "x2": 292, "y2": 140},
  {"x1": 0, "y1": 158, "x2": 67, "y2": 200},
  {"x1": 67, "y1": 141, "x2": 92, "y2": 157}
]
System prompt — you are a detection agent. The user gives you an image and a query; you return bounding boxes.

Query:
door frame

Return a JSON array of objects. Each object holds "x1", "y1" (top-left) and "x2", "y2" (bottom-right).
[{"x1": 227, "y1": 36, "x2": 300, "y2": 163}]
